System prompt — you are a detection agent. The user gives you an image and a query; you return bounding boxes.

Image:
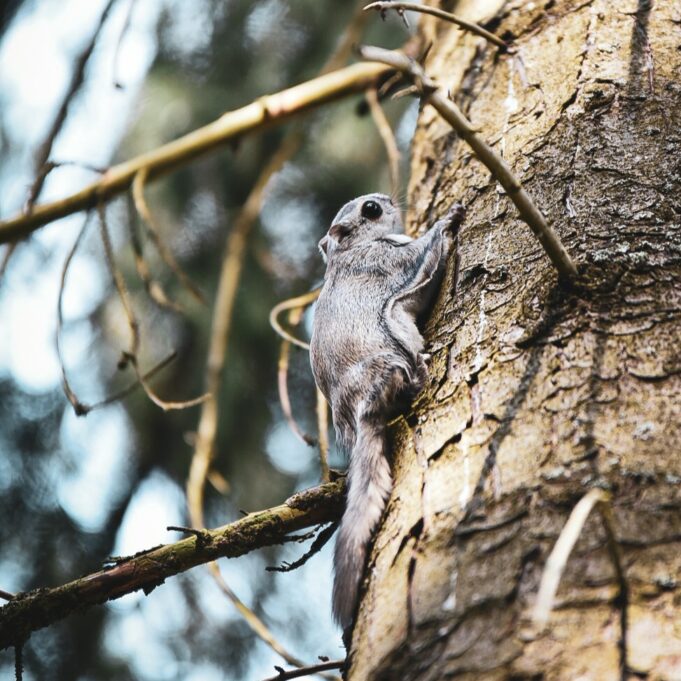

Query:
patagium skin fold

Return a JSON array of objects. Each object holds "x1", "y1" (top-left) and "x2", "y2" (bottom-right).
[{"x1": 310, "y1": 193, "x2": 464, "y2": 629}]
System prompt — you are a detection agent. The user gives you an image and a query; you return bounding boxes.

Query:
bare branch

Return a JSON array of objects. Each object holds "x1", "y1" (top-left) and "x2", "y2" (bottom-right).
[
  {"x1": 56, "y1": 220, "x2": 183, "y2": 415},
  {"x1": 87, "y1": 351, "x2": 179, "y2": 411},
  {"x1": 267, "y1": 522, "x2": 338, "y2": 573},
  {"x1": 262, "y1": 660, "x2": 345, "y2": 681},
  {"x1": 269, "y1": 289, "x2": 320, "y2": 350},
  {"x1": 112, "y1": 0, "x2": 138, "y2": 89},
  {"x1": 358, "y1": 46, "x2": 578, "y2": 280},
  {"x1": 366, "y1": 87, "x2": 401, "y2": 197},
  {"x1": 209, "y1": 561, "x2": 308, "y2": 668},
  {"x1": 97, "y1": 204, "x2": 210, "y2": 411},
  {"x1": 25, "y1": 0, "x2": 118, "y2": 213},
  {"x1": 363, "y1": 2, "x2": 508, "y2": 50},
  {"x1": 278, "y1": 305, "x2": 318, "y2": 447},
  {"x1": 56, "y1": 216, "x2": 93, "y2": 415},
  {"x1": 184, "y1": 133, "x2": 306, "y2": 665},
  {"x1": 0, "y1": 244, "x2": 14, "y2": 280},
  {"x1": 14, "y1": 645, "x2": 23, "y2": 681},
  {"x1": 0, "y1": 62, "x2": 392, "y2": 245},
  {"x1": 126, "y1": 193, "x2": 183, "y2": 312},
  {"x1": 132, "y1": 168, "x2": 205, "y2": 304},
  {"x1": 0, "y1": 480, "x2": 345, "y2": 650},
  {"x1": 186, "y1": 134, "x2": 304, "y2": 530}
]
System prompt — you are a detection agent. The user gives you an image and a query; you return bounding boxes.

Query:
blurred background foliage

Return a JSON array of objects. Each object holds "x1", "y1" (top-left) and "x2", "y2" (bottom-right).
[{"x1": 0, "y1": 1, "x2": 418, "y2": 679}]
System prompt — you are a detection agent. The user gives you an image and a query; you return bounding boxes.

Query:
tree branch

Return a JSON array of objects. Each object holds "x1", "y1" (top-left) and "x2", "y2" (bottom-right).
[
  {"x1": 364, "y1": 2, "x2": 508, "y2": 50},
  {"x1": 263, "y1": 659, "x2": 345, "y2": 681},
  {"x1": 0, "y1": 62, "x2": 391, "y2": 244},
  {"x1": 365, "y1": 86, "x2": 401, "y2": 197},
  {"x1": 26, "y1": 0, "x2": 119, "y2": 212},
  {"x1": 0, "y1": 479, "x2": 345, "y2": 650}
]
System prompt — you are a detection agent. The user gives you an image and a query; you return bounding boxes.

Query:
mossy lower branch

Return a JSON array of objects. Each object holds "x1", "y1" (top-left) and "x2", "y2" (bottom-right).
[{"x1": 0, "y1": 479, "x2": 345, "y2": 650}]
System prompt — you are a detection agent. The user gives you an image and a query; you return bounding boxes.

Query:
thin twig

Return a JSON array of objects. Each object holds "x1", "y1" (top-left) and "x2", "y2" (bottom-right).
[
  {"x1": 126, "y1": 192, "x2": 183, "y2": 312},
  {"x1": 167, "y1": 526, "x2": 327, "y2": 674},
  {"x1": 25, "y1": 0, "x2": 118, "y2": 214},
  {"x1": 98, "y1": 203, "x2": 209, "y2": 411},
  {"x1": 390, "y1": 84, "x2": 419, "y2": 101},
  {"x1": 378, "y1": 71, "x2": 406, "y2": 99},
  {"x1": 112, "y1": 0, "x2": 138, "y2": 89},
  {"x1": 532, "y1": 488, "x2": 625, "y2": 627},
  {"x1": 132, "y1": 167, "x2": 205, "y2": 304},
  {"x1": 0, "y1": 62, "x2": 392, "y2": 245},
  {"x1": 363, "y1": 2, "x2": 508, "y2": 50},
  {"x1": 57, "y1": 216, "x2": 93, "y2": 416},
  {"x1": 88, "y1": 351, "x2": 179, "y2": 411},
  {"x1": 278, "y1": 338, "x2": 316, "y2": 445},
  {"x1": 187, "y1": 134, "x2": 304, "y2": 528},
  {"x1": 4, "y1": 5, "x2": 111, "y2": 287},
  {"x1": 358, "y1": 46, "x2": 578, "y2": 280},
  {"x1": 209, "y1": 562, "x2": 307, "y2": 668},
  {"x1": 316, "y1": 388, "x2": 330, "y2": 483},
  {"x1": 267, "y1": 522, "x2": 338, "y2": 573},
  {"x1": 57, "y1": 221, "x2": 181, "y2": 415},
  {"x1": 13, "y1": 162, "x2": 108, "y2": 286},
  {"x1": 269, "y1": 289, "x2": 320, "y2": 350},
  {"x1": 166, "y1": 525, "x2": 209, "y2": 542},
  {"x1": 0, "y1": 244, "x2": 14, "y2": 280},
  {"x1": 185, "y1": 134, "x2": 305, "y2": 666},
  {"x1": 207, "y1": 468, "x2": 230, "y2": 495},
  {"x1": 0, "y1": 480, "x2": 346, "y2": 651},
  {"x1": 14, "y1": 644, "x2": 23, "y2": 681},
  {"x1": 278, "y1": 306, "x2": 317, "y2": 447},
  {"x1": 98, "y1": 204, "x2": 138, "y2": 349},
  {"x1": 321, "y1": 0, "x2": 371, "y2": 74},
  {"x1": 365, "y1": 86, "x2": 401, "y2": 197},
  {"x1": 262, "y1": 660, "x2": 345, "y2": 681}
]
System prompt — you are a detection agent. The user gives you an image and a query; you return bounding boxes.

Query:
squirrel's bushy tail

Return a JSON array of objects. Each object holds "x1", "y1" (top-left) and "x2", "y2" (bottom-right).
[{"x1": 332, "y1": 419, "x2": 392, "y2": 628}]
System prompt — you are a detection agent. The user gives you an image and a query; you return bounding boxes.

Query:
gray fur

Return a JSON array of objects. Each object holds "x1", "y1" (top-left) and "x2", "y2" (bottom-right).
[{"x1": 310, "y1": 193, "x2": 464, "y2": 630}]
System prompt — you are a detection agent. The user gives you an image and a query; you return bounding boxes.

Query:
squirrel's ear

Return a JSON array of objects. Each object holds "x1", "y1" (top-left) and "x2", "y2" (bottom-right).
[
  {"x1": 319, "y1": 236, "x2": 329, "y2": 262},
  {"x1": 329, "y1": 222, "x2": 352, "y2": 241}
]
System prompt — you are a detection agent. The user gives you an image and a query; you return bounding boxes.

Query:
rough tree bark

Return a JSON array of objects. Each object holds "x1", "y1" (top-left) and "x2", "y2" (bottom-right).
[{"x1": 349, "y1": 1, "x2": 681, "y2": 679}]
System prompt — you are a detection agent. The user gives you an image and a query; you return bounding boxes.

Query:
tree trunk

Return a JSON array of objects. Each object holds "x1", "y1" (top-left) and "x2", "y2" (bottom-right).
[{"x1": 349, "y1": 1, "x2": 681, "y2": 679}]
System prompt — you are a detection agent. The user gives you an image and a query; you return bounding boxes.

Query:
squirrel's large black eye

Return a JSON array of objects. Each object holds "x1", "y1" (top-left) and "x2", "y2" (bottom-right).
[{"x1": 361, "y1": 200, "x2": 383, "y2": 220}]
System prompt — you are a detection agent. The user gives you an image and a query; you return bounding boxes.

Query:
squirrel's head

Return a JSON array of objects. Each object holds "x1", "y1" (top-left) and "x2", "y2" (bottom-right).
[{"x1": 319, "y1": 193, "x2": 403, "y2": 262}]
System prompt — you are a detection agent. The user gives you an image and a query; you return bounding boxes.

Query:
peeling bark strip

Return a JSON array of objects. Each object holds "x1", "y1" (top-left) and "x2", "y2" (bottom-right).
[
  {"x1": 349, "y1": 0, "x2": 681, "y2": 679},
  {"x1": 0, "y1": 480, "x2": 344, "y2": 650}
]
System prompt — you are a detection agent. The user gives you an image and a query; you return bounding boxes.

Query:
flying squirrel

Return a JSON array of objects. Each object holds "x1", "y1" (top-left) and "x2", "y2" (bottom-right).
[{"x1": 310, "y1": 193, "x2": 465, "y2": 631}]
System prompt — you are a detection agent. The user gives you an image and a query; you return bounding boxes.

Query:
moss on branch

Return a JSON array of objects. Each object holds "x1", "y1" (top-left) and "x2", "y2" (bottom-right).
[{"x1": 0, "y1": 479, "x2": 345, "y2": 650}]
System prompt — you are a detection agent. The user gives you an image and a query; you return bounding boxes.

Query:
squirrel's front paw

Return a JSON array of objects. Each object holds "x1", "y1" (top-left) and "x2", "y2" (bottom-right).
[{"x1": 445, "y1": 203, "x2": 466, "y2": 231}]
